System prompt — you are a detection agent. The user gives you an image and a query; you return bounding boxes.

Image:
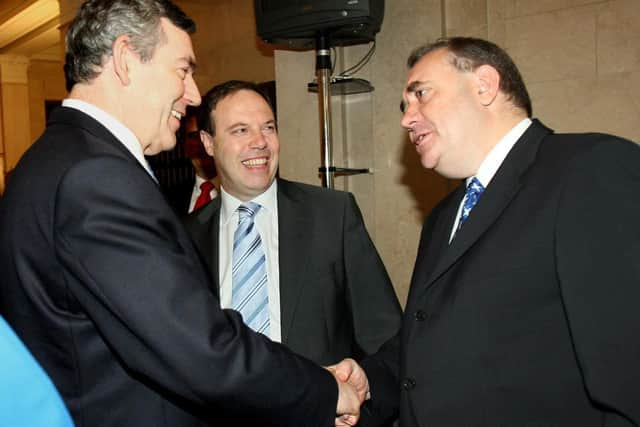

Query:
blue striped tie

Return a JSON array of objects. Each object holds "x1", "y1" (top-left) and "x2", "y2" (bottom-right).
[{"x1": 231, "y1": 202, "x2": 269, "y2": 336}]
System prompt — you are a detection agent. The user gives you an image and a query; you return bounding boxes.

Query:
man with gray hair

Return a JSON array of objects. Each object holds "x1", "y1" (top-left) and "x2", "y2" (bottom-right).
[{"x1": 0, "y1": 1, "x2": 366, "y2": 426}]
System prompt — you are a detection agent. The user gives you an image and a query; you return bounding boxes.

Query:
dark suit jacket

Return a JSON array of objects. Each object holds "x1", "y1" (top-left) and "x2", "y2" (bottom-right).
[
  {"x1": 0, "y1": 107, "x2": 339, "y2": 427},
  {"x1": 184, "y1": 179, "x2": 402, "y2": 366},
  {"x1": 364, "y1": 120, "x2": 640, "y2": 426}
]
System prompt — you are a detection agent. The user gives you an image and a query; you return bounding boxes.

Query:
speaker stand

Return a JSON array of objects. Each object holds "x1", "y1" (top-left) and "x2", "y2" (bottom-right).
[{"x1": 314, "y1": 32, "x2": 371, "y2": 189}]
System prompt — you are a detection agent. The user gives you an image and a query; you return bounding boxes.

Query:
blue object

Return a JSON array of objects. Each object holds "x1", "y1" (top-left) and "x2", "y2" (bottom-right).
[{"x1": 0, "y1": 315, "x2": 74, "y2": 426}]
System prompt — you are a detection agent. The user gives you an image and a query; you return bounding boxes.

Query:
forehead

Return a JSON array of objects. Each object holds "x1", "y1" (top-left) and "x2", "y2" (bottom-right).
[
  {"x1": 404, "y1": 48, "x2": 456, "y2": 91},
  {"x1": 157, "y1": 18, "x2": 196, "y2": 63},
  {"x1": 214, "y1": 90, "x2": 274, "y2": 122}
]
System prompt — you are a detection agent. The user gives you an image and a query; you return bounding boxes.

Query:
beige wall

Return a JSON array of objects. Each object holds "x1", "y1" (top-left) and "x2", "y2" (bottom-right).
[
  {"x1": 275, "y1": 0, "x2": 640, "y2": 305},
  {"x1": 178, "y1": 0, "x2": 275, "y2": 93}
]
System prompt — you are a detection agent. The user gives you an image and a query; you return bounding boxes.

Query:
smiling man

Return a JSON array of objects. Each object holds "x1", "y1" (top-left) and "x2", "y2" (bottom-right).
[
  {"x1": 0, "y1": 1, "x2": 367, "y2": 426},
  {"x1": 184, "y1": 80, "x2": 401, "y2": 373}
]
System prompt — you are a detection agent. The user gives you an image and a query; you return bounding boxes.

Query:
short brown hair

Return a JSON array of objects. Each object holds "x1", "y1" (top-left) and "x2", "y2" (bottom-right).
[{"x1": 197, "y1": 80, "x2": 275, "y2": 136}]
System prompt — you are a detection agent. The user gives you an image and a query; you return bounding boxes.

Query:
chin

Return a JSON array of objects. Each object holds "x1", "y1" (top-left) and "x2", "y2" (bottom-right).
[{"x1": 159, "y1": 137, "x2": 178, "y2": 153}]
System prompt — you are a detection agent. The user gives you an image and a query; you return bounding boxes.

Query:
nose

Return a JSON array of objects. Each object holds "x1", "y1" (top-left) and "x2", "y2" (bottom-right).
[
  {"x1": 184, "y1": 74, "x2": 201, "y2": 106},
  {"x1": 400, "y1": 101, "x2": 418, "y2": 130},
  {"x1": 249, "y1": 131, "x2": 267, "y2": 149}
]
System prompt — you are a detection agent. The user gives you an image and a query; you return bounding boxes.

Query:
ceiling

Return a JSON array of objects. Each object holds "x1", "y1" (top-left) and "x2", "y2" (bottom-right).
[{"x1": 0, "y1": 0, "x2": 62, "y2": 61}]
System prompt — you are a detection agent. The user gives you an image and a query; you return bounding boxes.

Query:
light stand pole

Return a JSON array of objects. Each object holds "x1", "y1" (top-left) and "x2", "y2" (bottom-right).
[{"x1": 315, "y1": 32, "x2": 334, "y2": 188}]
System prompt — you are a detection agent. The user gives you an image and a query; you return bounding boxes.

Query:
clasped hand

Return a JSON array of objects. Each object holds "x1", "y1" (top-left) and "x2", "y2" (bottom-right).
[{"x1": 325, "y1": 358, "x2": 370, "y2": 427}]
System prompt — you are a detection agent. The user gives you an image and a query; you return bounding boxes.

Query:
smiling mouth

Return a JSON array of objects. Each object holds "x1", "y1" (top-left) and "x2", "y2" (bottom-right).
[
  {"x1": 242, "y1": 158, "x2": 268, "y2": 167},
  {"x1": 170, "y1": 110, "x2": 183, "y2": 120}
]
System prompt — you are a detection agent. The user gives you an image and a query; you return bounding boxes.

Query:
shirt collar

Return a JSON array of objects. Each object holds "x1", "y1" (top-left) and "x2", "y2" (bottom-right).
[
  {"x1": 220, "y1": 179, "x2": 278, "y2": 225},
  {"x1": 62, "y1": 98, "x2": 156, "y2": 180},
  {"x1": 468, "y1": 118, "x2": 532, "y2": 188},
  {"x1": 194, "y1": 175, "x2": 207, "y2": 187}
]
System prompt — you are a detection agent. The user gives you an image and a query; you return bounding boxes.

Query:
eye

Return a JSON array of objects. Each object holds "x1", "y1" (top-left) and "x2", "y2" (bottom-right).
[
  {"x1": 231, "y1": 126, "x2": 248, "y2": 136},
  {"x1": 177, "y1": 68, "x2": 189, "y2": 79},
  {"x1": 415, "y1": 88, "x2": 429, "y2": 100},
  {"x1": 263, "y1": 124, "x2": 277, "y2": 134}
]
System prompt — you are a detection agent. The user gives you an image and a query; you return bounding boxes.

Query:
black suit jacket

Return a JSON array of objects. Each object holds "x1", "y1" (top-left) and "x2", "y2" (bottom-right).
[
  {"x1": 364, "y1": 120, "x2": 640, "y2": 426},
  {"x1": 184, "y1": 179, "x2": 402, "y2": 366},
  {"x1": 0, "y1": 107, "x2": 339, "y2": 427}
]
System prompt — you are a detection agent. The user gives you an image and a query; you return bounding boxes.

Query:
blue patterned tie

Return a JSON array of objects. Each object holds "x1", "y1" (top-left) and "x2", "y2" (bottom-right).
[
  {"x1": 231, "y1": 202, "x2": 269, "y2": 335},
  {"x1": 457, "y1": 177, "x2": 485, "y2": 231}
]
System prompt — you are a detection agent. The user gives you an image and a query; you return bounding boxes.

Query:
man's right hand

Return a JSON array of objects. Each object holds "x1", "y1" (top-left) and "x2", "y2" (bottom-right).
[
  {"x1": 326, "y1": 358, "x2": 371, "y2": 426},
  {"x1": 335, "y1": 375, "x2": 361, "y2": 426}
]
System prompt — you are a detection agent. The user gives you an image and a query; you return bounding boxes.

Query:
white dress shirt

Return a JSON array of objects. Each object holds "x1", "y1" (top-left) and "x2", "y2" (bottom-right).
[
  {"x1": 62, "y1": 98, "x2": 156, "y2": 180},
  {"x1": 450, "y1": 118, "x2": 532, "y2": 242},
  {"x1": 218, "y1": 180, "x2": 281, "y2": 342}
]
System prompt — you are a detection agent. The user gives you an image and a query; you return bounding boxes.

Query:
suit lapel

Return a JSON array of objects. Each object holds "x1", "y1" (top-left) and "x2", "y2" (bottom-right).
[
  {"x1": 423, "y1": 120, "x2": 551, "y2": 291},
  {"x1": 276, "y1": 180, "x2": 313, "y2": 343},
  {"x1": 409, "y1": 187, "x2": 463, "y2": 294},
  {"x1": 189, "y1": 199, "x2": 221, "y2": 295}
]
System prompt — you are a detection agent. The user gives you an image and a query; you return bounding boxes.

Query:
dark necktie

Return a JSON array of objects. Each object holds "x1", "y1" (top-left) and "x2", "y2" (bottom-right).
[
  {"x1": 457, "y1": 177, "x2": 485, "y2": 231},
  {"x1": 193, "y1": 181, "x2": 215, "y2": 211},
  {"x1": 231, "y1": 203, "x2": 269, "y2": 336}
]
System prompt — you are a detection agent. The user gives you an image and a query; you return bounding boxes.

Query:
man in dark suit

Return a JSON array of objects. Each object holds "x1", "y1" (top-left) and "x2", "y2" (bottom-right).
[
  {"x1": 0, "y1": 1, "x2": 366, "y2": 426},
  {"x1": 183, "y1": 113, "x2": 219, "y2": 214},
  {"x1": 349, "y1": 37, "x2": 640, "y2": 426},
  {"x1": 184, "y1": 80, "x2": 402, "y2": 367}
]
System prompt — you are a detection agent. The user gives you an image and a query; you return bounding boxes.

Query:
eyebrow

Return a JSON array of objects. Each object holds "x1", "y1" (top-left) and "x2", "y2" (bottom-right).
[
  {"x1": 226, "y1": 121, "x2": 248, "y2": 131},
  {"x1": 225, "y1": 118, "x2": 277, "y2": 131},
  {"x1": 400, "y1": 80, "x2": 431, "y2": 113},
  {"x1": 400, "y1": 81, "x2": 421, "y2": 113},
  {"x1": 179, "y1": 56, "x2": 197, "y2": 72},
  {"x1": 405, "y1": 80, "x2": 425, "y2": 93}
]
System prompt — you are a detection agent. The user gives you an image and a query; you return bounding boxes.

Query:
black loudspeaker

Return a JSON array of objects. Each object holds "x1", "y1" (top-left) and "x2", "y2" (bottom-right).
[{"x1": 255, "y1": 0, "x2": 384, "y2": 47}]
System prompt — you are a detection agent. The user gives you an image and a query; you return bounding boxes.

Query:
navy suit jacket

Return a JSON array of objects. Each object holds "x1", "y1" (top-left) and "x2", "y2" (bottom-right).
[
  {"x1": 184, "y1": 178, "x2": 402, "y2": 366},
  {"x1": 364, "y1": 120, "x2": 640, "y2": 426},
  {"x1": 0, "y1": 107, "x2": 339, "y2": 427}
]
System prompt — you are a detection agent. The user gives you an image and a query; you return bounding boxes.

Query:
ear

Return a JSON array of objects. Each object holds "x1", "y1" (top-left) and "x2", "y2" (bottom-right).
[
  {"x1": 474, "y1": 64, "x2": 500, "y2": 107},
  {"x1": 200, "y1": 130, "x2": 215, "y2": 157},
  {"x1": 112, "y1": 35, "x2": 134, "y2": 86}
]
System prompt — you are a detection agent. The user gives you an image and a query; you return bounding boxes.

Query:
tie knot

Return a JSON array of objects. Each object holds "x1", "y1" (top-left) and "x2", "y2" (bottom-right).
[
  {"x1": 466, "y1": 177, "x2": 485, "y2": 197},
  {"x1": 238, "y1": 202, "x2": 261, "y2": 220},
  {"x1": 200, "y1": 181, "x2": 215, "y2": 193}
]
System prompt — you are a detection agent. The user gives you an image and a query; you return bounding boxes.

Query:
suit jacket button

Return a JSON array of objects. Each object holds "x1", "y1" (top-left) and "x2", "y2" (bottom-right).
[
  {"x1": 414, "y1": 310, "x2": 428, "y2": 321},
  {"x1": 402, "y1": 378, "x2": 416, "y2": 390}
]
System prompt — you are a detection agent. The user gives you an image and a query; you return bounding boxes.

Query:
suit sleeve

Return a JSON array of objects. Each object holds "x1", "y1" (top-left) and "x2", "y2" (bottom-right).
[
  {"x1": 556, "y1": 138, "x2": 640, "y2": 425},
  {"x1": 53, "y1": 157, "x2": 337, "y2": 426},
  {"x1": 359, "y1": 330, "x2": 401, "y2": 427},
  {"x1": 342, "y1": 193, "x2": 402, "y2": 355}
]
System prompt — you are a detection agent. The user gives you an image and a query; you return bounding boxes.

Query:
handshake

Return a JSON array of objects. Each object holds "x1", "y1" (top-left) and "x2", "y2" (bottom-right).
[{"x1": 326, "y1": 358, "x2": 370, "y2": 426}]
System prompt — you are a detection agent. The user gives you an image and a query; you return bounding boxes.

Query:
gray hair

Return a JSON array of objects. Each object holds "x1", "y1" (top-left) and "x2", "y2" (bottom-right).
[{"x1": 64, "y1": 0, "x2": 194, "y2": 89}]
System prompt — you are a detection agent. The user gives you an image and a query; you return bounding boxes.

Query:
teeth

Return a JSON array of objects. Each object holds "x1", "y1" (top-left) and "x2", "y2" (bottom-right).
[
  {"x1": 171, "y1": 110, "x2": 182, "y2": 120},
  {"x1": 242, "y1": 158, "x2": 267, "y2": 166}
]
